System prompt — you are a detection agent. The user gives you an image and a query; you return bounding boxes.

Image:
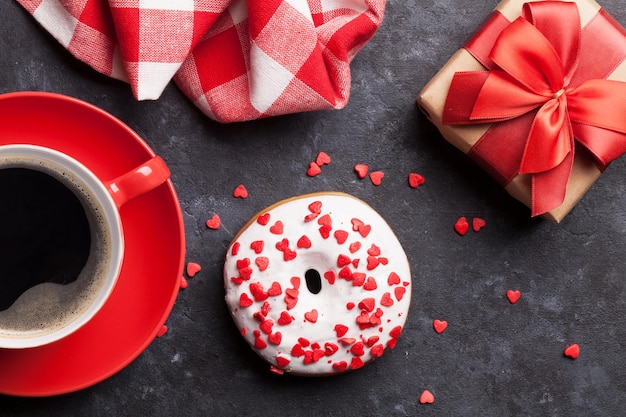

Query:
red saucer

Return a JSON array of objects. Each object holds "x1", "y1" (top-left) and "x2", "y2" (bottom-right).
[{"x1": 0, "y1": 92, "x2": 185, "y2": 396}]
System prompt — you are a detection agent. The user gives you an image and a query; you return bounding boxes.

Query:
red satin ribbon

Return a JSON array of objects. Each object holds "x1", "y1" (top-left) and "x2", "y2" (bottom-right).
[{"x1": 443, "y1": 1, "x2": 626, "y2": 216}]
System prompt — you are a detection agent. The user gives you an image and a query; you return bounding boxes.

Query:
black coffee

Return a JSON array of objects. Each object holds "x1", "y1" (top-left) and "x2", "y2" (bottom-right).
[{"x1": 0, "y1": 168, "x2": 91, "y2": 311}]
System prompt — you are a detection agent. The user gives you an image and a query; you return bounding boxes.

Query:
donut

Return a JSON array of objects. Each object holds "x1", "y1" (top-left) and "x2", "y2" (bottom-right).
[{"x1": 223, "y1": 192, "x2": 411, "y2": 376}]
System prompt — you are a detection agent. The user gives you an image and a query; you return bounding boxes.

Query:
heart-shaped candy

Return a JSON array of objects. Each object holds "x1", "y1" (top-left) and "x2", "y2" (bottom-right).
[
  {"x1": 419, "y1": 390, "x2": 435, "y2": 404},
  {"x1": 454, "y1": 217, "x2": 469, "y2": 236},
  {"x1": 369, "y1": 171, "x2": 384, "y2": 186},
  {"x1": 186, "y1": 262, "x2": 202, "y2": 277},
  {"x1": 408, "y1": 173, "x2": 425, "y2": 188},
  {"x1": 433, "y1": 319, "x2": 448, "y2": 334},
  {"x1": 354, "y1": 164, "x2": 369, "y2": 179},
  {"x1": 307, "y1": 161, "x2": 321, "y2": 177},
  {"x1": 233, "y1": 184, "x2": 248, "y2": 198},
  {"x1": 472, "y1": 217, "x2": 487, "y2": 232},
  {"x1": 316, "y1": 151, "x2": 331, "y2": 166},
  {"x1": 564, "y1": 343, "x2": 580, "y2": 359},
  {"x1": 205, "y1": 215, "x2": 221, "y2": 230},
  {"x1": 506, "y1": 289, "x2": 521, "y2": 304}
]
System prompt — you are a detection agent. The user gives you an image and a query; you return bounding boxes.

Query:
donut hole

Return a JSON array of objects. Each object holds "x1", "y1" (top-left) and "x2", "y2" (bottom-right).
[{"x1": 304, "y1": 269, "x2": 322, "y2": 295}]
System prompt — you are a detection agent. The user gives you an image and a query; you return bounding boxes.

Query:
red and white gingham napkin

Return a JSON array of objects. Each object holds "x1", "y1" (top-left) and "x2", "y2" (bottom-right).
[{"x1": 17, "y1": 0, "x2": 385, "y2": 123}]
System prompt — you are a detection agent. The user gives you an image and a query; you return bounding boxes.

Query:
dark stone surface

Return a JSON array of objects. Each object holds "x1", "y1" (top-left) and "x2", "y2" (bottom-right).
[{"x1": 2, "y1": 1, "x2": 626, "y2": 415}]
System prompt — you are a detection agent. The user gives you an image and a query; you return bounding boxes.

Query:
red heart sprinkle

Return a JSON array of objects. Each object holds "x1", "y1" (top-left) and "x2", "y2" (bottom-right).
[
  {"x1": 290, "y1": 277, "x2": 300, "y2": 289},
  {"x1": 381, "y1": 292, "x2": 394, "y2": 307},
  {"x1": 316, "y1": 151, "x2": 331, "y2": 166},
  {"x1": 231, "y1": 242, "x2": 240, "y2": 256},
  {"x1": 370, "y1": 343, "x2": 384, "y2": 358},
  {"x1": 233, "y1": 184, "x2": 248, "y2": 198},
  {"x1": 297, "y1": 235, "x2": 312, "y2": 249},
  {"x1": 366, "y1": 336, "x2": 380, "y2": 347},
  {"x1": 276, "y1": 356, "x2": 290, "y2": 367},
  {"x1": 250, "y1": 240, "x2": 264, "y2": 254},
  {"x1": 267, "y1": 281, "x2": 282, "y2": 296},
  {"x1": 239, "y1": 293, "x2": 253, "y2": 307},
  {"x1": 419, "y1": 390, "x2": 435, "y2": 404},
  {"x1": 298, "y1": 337, "x2": 311, "y2": 347},
  {"x1": 260, "y1": 319, "x2": 274, "y2": 334},
  {"x1": 388, "y1": 272, "x2": 401, "y2": 285},
  {"x1": 304, "y1": 309, "x2": 318, "y2": 323},
  {"x1": 358, "y1": 298, "x2": 375, "y2": 312},
  {"x1": 334, "y1": 230, "x2": 348, "y2": 244},
  {"x1": 351, "y1": 342, "x2": 365, "y2": 356},
  {"x1": 408, "y1": 173, "x2": 426, "y2": 188},
  {"x1": 369, "y1": 171, "x2": 384, "y2": 186},
  {"x1": 180, "y1": 276, "x2": 188, "y2": 289},
  {"x1": 334, "y1": 324, "x2": 349, "y2": 337},
  {"x1": 349, "y1": 242, "x2": 361, "y2": 253},
  {"x1": 367, "y1": 244, "x2": 381, "y2": 256},
  {"x1": 309, "y1": 200, "x2": 322, "y2": 213},
  {"x1": 454, "y1": 216, "x2": 469, "y2": 236},
  {"x1": 325, "y1": 342, "x2": 339, "y2": 356},
  {"x1": 359, "y1": 224, "x2": 371, "y2": 238},
  {"x1": 291, "y1": 344, "x2": 305, "y2": 357},
  {"x1": 186, "y1": 262, "x2": 201, "y2": 277},
  {"x1": 283, "y1": 248, "x2": 297, "y2": 262},
  {"x1": 394, "y1": 287, "x2": 406, "y2": 301},
  {"x1": 352, "y1": 272, "x2": 366, "y2": 286},
  {"x1": 275, "y1": 238, "x2": 289, "y2": 251},
  {"x1": 472, "y1": 217, "x2": 487, "y2": 232},
  {"x1": 318, "y1": 214, "x2": 332, "y2": 227},
  {"x1": 332, "y1": 361, "x2": 348, "y2": 372},
  {"x1": 389, "y1": 325, "x2": 402, "y2": 339},
  {"x1": 257, "y1": 213, "x2": 270, "y2": 225},
  {"x1": 433, "y1": 319, "x2": 448, "y2": 334},
  {"x1": 285, "y1": 295, "x2": 298, "y2": 310},
  {"x1": 350, "y1": 357, "x2": 364, "y2": 370},
  {"x1": 156, "y1": 325, "x2": 168, "y2": 338},
  {"x1": 337, "y1": 254, "x2": 352, "y2": 267},
  {"x1": 277, "y1": 311, "x2": 293, "y2": 325},
  {"x1": 354, "y1": 164, "x2": 369, "y2": 179},
  {"x1": 367, "y1": 256, "x2": 380, "y2": 270},
  {"x1": 254, "y1": 335, "x2": 267, "y2": 349},
  {"x1": 270, "y1": 221, "x2": 284, "y2": 234},
  {"x1": 307, "y1": 161, "x2": 322, "y2": 177},
  {"x1": 363, "y1": 277, "x2": 378, "y2": 291},
  {"x1": 205, "y1": 214, "x2": 221, "y2": 229},
  {"x1": 249, "y1": 282, "x2": 269, "y2": 301},
  {"x1": 324, "y1": 271, "x2": 336, "y2": 284},
  {"x1": 268, "y1": 332, "x2": 282, "y2": 345},
  {"x1": 255, "y1": 257, "x2": 269, "y2": 271},
  {"x1": 564, "y1": 343, "x2": 580, "y2": 359},
  {"x1": 506, "y1": 289, "x2": 521, "y2": 304}
]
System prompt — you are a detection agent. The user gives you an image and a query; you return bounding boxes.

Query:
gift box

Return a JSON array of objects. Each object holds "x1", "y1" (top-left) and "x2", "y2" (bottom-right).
[{"x1": 417, "y1": 0, "x2": 626, "y2": 222}]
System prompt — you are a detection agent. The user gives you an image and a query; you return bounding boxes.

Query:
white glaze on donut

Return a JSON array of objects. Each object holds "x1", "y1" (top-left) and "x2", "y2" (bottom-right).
[{"x1": 224, "y1": 192, "x2": 411, "y2": 375}]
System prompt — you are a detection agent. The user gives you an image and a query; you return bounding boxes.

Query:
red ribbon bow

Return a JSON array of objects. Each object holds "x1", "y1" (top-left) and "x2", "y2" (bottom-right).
[{"x1": 443, "y1": 1, "x2": 626, "y2": 216}]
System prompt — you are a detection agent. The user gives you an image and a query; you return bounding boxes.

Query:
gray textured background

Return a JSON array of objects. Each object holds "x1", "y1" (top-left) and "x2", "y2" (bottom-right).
[{"x1": 2, "y1": 0, "x2": 626, "y2": 415}]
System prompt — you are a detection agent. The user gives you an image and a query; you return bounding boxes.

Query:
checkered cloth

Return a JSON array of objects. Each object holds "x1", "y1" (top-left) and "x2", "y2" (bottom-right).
[{"x1": 17, "y1": 0, "x2": 385, "y2": 123}]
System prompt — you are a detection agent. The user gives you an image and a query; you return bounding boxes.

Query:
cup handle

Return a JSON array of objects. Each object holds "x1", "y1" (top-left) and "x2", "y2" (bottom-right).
[{"x1": 106, "y1": 156, "x2": 171, "y2": 208}]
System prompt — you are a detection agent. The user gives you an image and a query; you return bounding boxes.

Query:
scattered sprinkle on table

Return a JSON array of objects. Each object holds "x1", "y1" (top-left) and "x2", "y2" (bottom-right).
[
  {"x1": 419, "y1": 389, "x2": 435, "y2": 404},
  {"x1": 433, "y1": 319, "x2": 448, "y2": 334},
  {"x1": 564, "y1": 343, "x2": 580, "y2": 359},
  {"x1": 506, "y1": 289, "x2": 521, "y2": 304},
  {"x1": 205, "y1": 215, "x2": 221, "y2": 229},
  {"x1": 454, "y1": 217, "x2": 469, "y2": 236},
  {"x1": 233, "y1": 184, "x2": 248, "y2": 198}
]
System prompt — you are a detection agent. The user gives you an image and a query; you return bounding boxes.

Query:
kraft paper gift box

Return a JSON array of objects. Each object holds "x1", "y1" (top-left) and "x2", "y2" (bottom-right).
[{"x1": 417, "y1": 0, "x2": 626, "y2": 222}]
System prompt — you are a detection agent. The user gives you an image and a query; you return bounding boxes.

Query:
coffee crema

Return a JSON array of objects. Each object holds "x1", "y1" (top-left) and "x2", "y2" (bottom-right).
[{"x1": 0, "y1": 156, "x2": 112, "y2": 338}]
